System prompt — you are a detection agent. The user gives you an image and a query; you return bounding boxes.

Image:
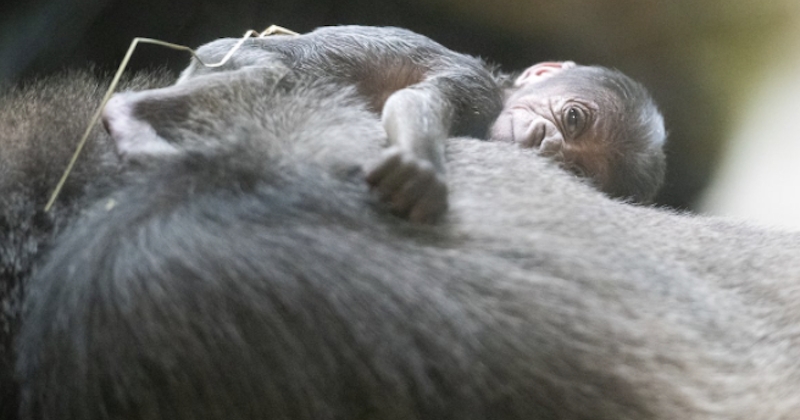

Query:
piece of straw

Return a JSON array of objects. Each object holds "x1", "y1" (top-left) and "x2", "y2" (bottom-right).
[{"x1": 45, "y1": 25, "x2": 298, "y2": 211}]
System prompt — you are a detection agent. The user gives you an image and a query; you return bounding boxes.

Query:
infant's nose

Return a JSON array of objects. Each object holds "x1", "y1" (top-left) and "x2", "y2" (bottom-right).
[{"x1": 512, "y1": 112, "x2": 545, "y2": 148}]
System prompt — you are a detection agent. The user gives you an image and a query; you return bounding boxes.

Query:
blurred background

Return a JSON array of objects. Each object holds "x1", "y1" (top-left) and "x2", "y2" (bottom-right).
[{"x1": 2, "y1": 0, "x2": 799, "y2": 228}]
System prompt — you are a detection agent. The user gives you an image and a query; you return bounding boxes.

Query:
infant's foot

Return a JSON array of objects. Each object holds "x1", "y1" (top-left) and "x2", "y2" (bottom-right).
[{"x1": 365, "y1": 147, "x2": 447, "y2": 223}]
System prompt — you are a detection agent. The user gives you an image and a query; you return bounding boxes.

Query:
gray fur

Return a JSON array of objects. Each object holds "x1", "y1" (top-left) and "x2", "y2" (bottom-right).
[
  {"x1": 177, "y1": 26, "x2": 665, "y2": 209},
  {"x1": 9, "y1": 64, "x2": 800, "y2": 420},
  {"x1": 0, "y1": 69, "x2": 172, "y2": 420},
  {"x1": 111, "y1": 26, "x2": 506, "y2": 222}
]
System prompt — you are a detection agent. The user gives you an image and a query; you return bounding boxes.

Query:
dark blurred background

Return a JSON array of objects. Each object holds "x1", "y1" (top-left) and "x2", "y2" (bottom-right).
[{"x1": 2, "y1": 0, "x2": 799, "y2": 222}]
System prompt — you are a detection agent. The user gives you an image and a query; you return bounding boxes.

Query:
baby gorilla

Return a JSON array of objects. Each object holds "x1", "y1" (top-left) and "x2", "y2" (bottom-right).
[
  {"x1": 103, "y1": 26, "x2": 665, "y2": 222},
  {"x1": 491, "y1": 61, "x2": 666, "y2": 202}
]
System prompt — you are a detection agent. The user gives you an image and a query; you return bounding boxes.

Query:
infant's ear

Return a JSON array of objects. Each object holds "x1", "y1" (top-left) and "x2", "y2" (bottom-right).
[
  {"x1": 514, "y1": 61, "x2": 577, "y2": 87},
  {"x1": 102, "y1": 90, "x2": 181, "y2": 158}
]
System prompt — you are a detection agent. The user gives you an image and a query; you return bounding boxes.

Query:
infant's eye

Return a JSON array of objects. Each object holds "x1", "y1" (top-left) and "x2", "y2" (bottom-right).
[
  {"x1": 567, "y1": 108, "x2": 579, "y2": 126},
  {"x1": 564, "y1": 107, "x2": 586, "y2": 137}
]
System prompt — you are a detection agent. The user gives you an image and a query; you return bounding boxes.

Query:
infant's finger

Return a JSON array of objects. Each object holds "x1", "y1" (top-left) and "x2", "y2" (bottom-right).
[
  {"x1": 390, "y1": 166, "x2": 437, "y2": 212},
  {"x1": 365, "y1": 148, "x2": 403, "y2": 185},
  {"x1": 408, "y1": 182, "x2": 448, "y2": 224}
]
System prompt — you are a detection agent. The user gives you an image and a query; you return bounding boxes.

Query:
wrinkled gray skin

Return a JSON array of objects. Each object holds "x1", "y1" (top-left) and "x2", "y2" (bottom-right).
[{"x1": 9, "y1": 54, "x2": 800, "y2": 420}]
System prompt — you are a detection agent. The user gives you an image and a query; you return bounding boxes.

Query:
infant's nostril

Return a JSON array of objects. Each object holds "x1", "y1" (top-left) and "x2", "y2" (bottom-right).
[
  {"x1": 510, "y1": 110, "x2": 540, "y2": 148},
  {"x1": 516, "y1": 118, "x2": 544, "y2": 149}
]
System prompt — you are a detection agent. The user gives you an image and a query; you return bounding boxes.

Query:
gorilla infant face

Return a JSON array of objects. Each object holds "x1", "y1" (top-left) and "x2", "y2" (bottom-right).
[{"x1": 490, "y1": 62, "x2": 623, "y2": 184}]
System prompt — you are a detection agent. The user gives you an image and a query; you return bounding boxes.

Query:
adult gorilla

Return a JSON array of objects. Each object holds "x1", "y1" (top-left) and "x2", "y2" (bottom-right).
[{"x1": 7, "y1": 65, "x2": 800, "y2": 419}]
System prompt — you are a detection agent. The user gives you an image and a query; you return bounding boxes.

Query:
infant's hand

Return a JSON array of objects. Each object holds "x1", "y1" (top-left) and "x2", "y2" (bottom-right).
[{"x1": 365, "y1": 147, "x2": 448, "y2": 224}]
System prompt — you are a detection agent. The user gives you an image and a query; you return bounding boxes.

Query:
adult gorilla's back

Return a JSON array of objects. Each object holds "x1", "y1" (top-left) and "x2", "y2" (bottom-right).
[{"x1": 17, "y1": 70, "x2": 800, "y2": 419}]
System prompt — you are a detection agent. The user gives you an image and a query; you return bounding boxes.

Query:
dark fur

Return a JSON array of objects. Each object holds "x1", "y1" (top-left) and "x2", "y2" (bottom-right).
[
  {"x1": 572, "y1": 66, "x2": 666, "y2": 202},
  {"x1": 10, "y1": 65, "x2": 800, "y2": 420},
  {"x1": 0, "y1": 70, "x2": 173, "y2": 420}
]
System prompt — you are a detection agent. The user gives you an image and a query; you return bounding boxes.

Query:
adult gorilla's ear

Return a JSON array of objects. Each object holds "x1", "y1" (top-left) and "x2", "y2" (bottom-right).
[
  {"x1": 102, "y1": 66, "x2": 287, "y2": 159},
  {"x1": 102, "y1": 87, "x2": 189, "y2": 158}
]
